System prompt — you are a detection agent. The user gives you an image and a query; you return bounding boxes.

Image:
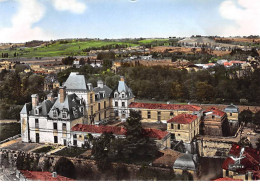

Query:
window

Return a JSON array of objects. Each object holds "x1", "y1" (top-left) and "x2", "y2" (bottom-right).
[
  {"x1": 147, "y1": 111, "x2": 151, "y2": 119},
  {"x1": 62, "y1": 112, "x2": 67, "y2": 119},
  {"x1": 212, "y1": 115, "x2": 215, "y2": 119},
  {"x1": 157, "y1": 111, "x2": 161, "y2": 121},
  {"x1": 73, "y1": 140, "x2": 77, "y2": 146},
  {"x1": 178, "y1": 124, "x2": 180, "y2": 130},
  {"x1": 178, "y1": 134, "x2": 181, "y2": 136},
  {"x1": 122, "y1": 94, "x2": 125, "y2": 98},
  {"x1": 91, "y1": 106, "x2": 93, "y2": 115},
  {"x1": 73, "y1": 134, "x2": 77, "y2": 138},
  {"x1": 226, "y1": 170, "x2": 229, "y2": 177},
  {"x1": 230, "y1": 113, "x2": 232, "y2": 116},
  {"x1": 53, "y1": 110, "x2": 58, "y2": 118},
  {"x1": 122, "y1": 102, "x2": 125, "y2": 107},
  {"x1": 115, "y1": 101, "x2": 118, "y2": 107},
  {"x1": 54, "y1": 136, "x2": 58, "y2": 143},
  {"x1": 114, "y1": 93, "x2": 118, "y2": 98},
  {"x1": 104, "y1": 101, "x2": 106, "y2": 109},
  {"x1": 171, "y1": 124, "x2": 174, "y2": 129},
  {"x1": 170, "y1": 112, "x2": 174, "y2": 116},
  {"x1": 171, "y1": 134, "x2": 175, "y2": 139},
  {"x1": 90, "y1": 94, "x2": 93, "y2": 103},
  {"x1": 35, "y1": 119, "x2": 39, "y2": 129},
  {"x1": 53, "y1": 122, "x2": 57, "y2": 130},
  {"x1": 35, "y1": 109, "x2": 39, "y2": 115},
  {"x1": 63, "y1": 139, "x2": 67, "y2": 146},
  {"x1": 98, "y1": 103, "x2": 101, "y2": 111},
  {"x1": 99, "y1": 113, "x2": 101, "y2": 121},
  {"x1": 62, "y1": 123, "x2": 66, "y2": 131},
  {"x1": 115, "y1": 111, "x2": 118, "y2": 117},
  {"x1": 36, "y1": 133, "x2": 40, "y2": 143}
]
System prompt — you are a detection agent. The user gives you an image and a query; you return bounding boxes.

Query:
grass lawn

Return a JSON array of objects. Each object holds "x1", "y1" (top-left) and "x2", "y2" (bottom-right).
[
  {"x1": 52, "y1": 147, "x2": 88, "y2": 157},
  {"x1": 138, "y1": 39, "x2": 169, "y2": 44},
  {"x1": 0, "y1": 123, "x2": 21, "y2": 141},
  {"x1": 0, "y1": 40, "x2": 138, "y2": 58},
  {"x1": 32, "y1": 145, "x2": 56, "y2": 153}
]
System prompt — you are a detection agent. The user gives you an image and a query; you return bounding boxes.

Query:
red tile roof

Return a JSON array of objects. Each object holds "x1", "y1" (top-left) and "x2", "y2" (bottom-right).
[
  {"x1": 20, "y1": 170, "x2": 74, "y2": 181},
  {"x1": 204, "y1": 107, "x2": 226, "y2": 117},
  {"x1": 129, "y1": 102, "x2": 202, "y2": 111},
  {"x1": 143, "y1": 128, "x2": 169, "y2": 140},
  {"x1": 71, "y1": 124, "x2": 127, "y2": 135},
  {"x1": 167, "y1": 114, "x2": 198, "y2": 124},
  {"x1": 71, "y1": 124, "x2": 169, "y2": 140},
  {"x1": 222, "y1": 144, "x2": 260, "y2": 172},
  {"x1": 230, "y1": 61, "x2": 246, "y2": 64},
  {"x1": 213, "y1": 177, "x2": 243, "y2": 181}
]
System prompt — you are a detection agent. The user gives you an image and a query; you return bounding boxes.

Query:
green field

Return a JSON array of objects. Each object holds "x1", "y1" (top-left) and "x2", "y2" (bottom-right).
[
  {"x1": 0, "y1": 123, "x2": 21, "y2": 141},
  {"x1": 138, "y1": 38, "x2": 169, "y2": 44},
  {"x1": 0, "y1": 40, "x2": 138, "y2": 58},
  {"x1": 0, "y1": 39, "x2": 173, "y2": 58}
]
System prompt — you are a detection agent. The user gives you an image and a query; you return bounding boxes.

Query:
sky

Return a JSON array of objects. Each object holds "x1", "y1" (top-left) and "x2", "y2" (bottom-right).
[{"x1": 0, "y1": 0, "x2": 260, "y2": 43}]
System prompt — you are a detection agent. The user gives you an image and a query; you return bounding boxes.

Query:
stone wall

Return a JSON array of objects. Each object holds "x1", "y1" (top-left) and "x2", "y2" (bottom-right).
[
  {"x1": 196, "y1": 137, "x2": 235, "y2": 158},
  {"x1": 0, "y1": 148, "x2": 175, "y2": 181}
]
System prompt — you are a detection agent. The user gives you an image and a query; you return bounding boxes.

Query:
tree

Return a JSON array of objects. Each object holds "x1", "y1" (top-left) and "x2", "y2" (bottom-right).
[
  {"x1": 256, "y1": 138, "x2": 260, "y2": 150},
  {"x1": 253, "y1": 111, "x2": 260, "y2": 126},
  {"x1": 54, "y1": 157, "x2": 76, "y2": 179},
  {"x1": 122, "y1": 110, "x2": 158, "y2": 161},
  {"x1": 195, "y1": 81, "x2": 215, "y2": 102},
  {"x1": 239, "y1": 109, "x2": 253, "y2": 126},
  {"x1": 238, "y1": 137, "x2": 252, "y2": 147}
]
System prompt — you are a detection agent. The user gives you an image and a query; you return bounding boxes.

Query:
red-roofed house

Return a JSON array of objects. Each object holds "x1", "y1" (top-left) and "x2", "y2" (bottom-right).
[
  {"x1": 202, "y1": 107, "x2": 228, "y2": 136},
  {"x1": 128, "y1": 102, "x2": 202, "y2": 123},
  {"x1": 17, "y1": 170, "x2": 74, "y2": 181},
  {"x1": 71, "y1": 124, "x2": 171, "y2": 149},
  {"x1": 167, "y1": 114, "x2": 200, "y2": 143},
  {"x1": 222, "y1": 144, "x2": 260, "y2": 181}
]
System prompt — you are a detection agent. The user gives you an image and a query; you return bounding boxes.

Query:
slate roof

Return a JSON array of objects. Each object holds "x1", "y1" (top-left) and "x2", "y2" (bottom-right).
[
  {"x1": 173, "y1": 153, "x2": 197, "y2": 170},
  {"x1": 20, "y1": 170, "x2": 74, "y2": 181},
  {"x1": 167, "y1": 114, "x2": 198, "y2": 124},
  {"x1": 224, "y1": 104, "x2": 239, "y2": 113},
  {"x1": 64, "y1": 72, "x2": 88, "y2": 91},
  {"x1": 31, "y1": 99, "x2": 54, "y2": 116},
  {"x1": 20, "y1": 103, "x2": 32, "y2": 115},
  {"x1": 204, "y1": 107, "x2": 226, "y2": 117},
  {"x1": 113, "y1": 79, "x2": 134, "y2": 99},
  {"x1": 129, "y1": 102, "x2": 202, "y2": 111},
  {"x1": 48, "y1": 93, "x2": 84, "y2": 120},
  {"x1": 93, "y1": 85, "x2": 112, "y2": 100}
]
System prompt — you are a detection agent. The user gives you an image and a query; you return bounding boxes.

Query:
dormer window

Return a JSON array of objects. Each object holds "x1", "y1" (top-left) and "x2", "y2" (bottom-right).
[
  {"x1": 122, "y1": 93, "x2": 125, "y2": 98},
  {"x1": 61, "y1": 109, "x2": 68, "y2": 119},
  {"x1": 53, "y1": 109, "x2": 58, "y2": 118},
  {"x1": 62, "y1": 112, "x2": 67, "y2": 119},
  {"x1": 80, "y1": 106, "x2": 84, "y2": 113},
  {"x1": 35, "y1": 109, "x2": 39, "y2": 115},
  {"x1": 114, "y1": 93, "x2": 118, "y2": 98}
]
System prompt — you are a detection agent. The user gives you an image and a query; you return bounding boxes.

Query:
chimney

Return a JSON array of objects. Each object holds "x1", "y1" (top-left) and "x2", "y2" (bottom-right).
[
  {"x1": 87, "y1": 83, "x2": 93, "y2": 91},
  {"x1": 31, "y1": 94, "x2": 39, "y2": 108},
  {"x1": 47, "y1": 92, "x2": 54, "y2": 102},
  {"x1": 120, "y1": 76, "x2": 125, "y2": 81},
  {"x1": 59, "y1": 86, "x2": 66, "y2": 103},
  {"x1": 52, "y1": 172, "x2": 57, "y2": 178},
  {"x1": 97, "y1": 80, "x2": 103, "y2": 88}
]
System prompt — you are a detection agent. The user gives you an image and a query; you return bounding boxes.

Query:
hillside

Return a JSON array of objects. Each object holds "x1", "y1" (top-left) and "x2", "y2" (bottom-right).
[{"x1": 0, "y1": 38, "x2": 171, "y2": 59}]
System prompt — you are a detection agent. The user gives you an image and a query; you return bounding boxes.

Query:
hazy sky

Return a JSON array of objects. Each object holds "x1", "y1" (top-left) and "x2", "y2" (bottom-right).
[{"x1": 0, "y1": 0, "x2": 259, "y2": 43}]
